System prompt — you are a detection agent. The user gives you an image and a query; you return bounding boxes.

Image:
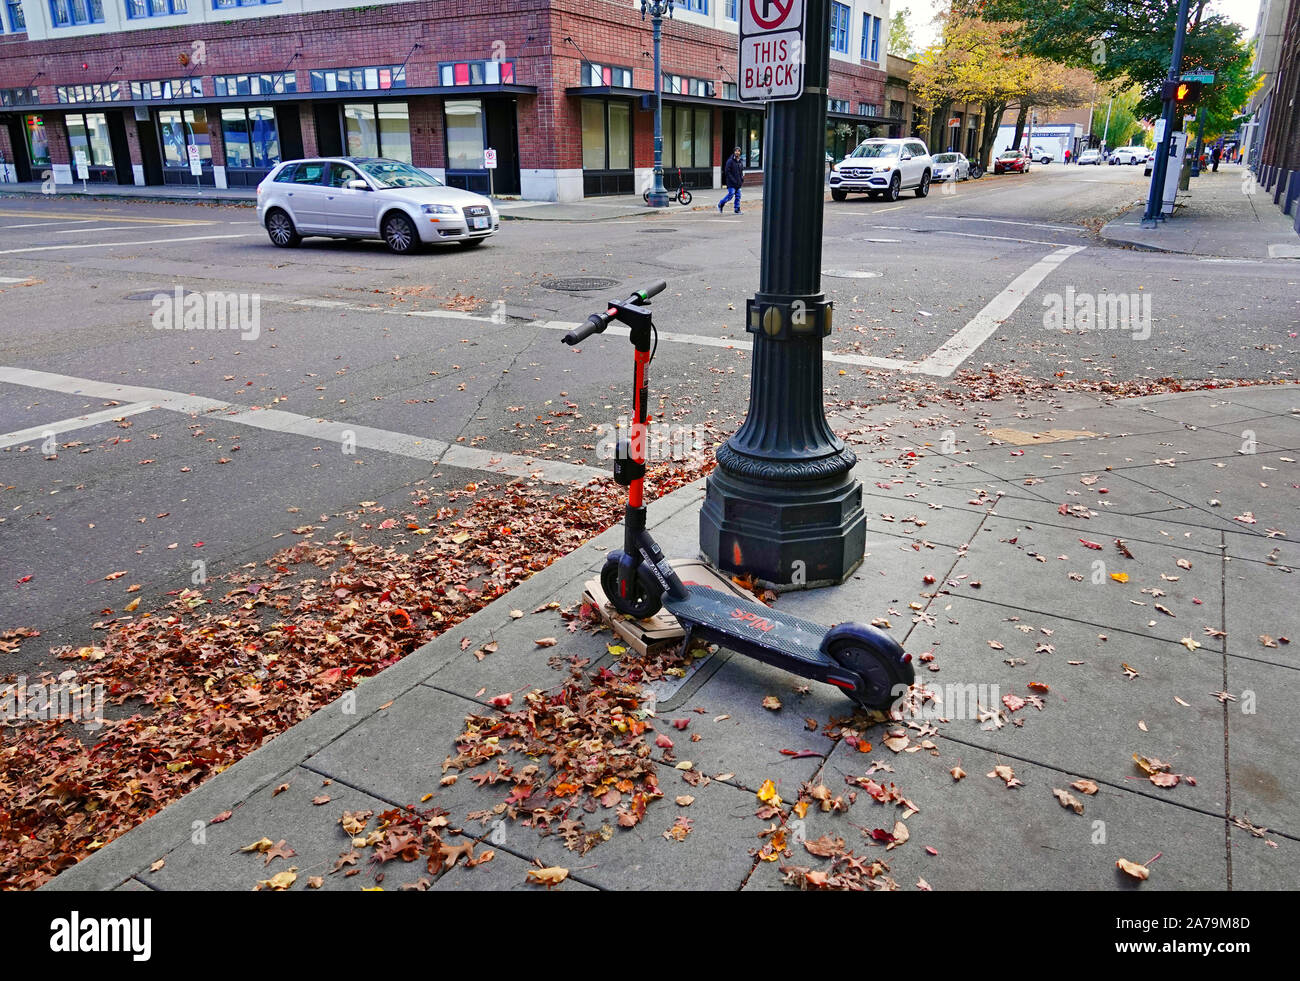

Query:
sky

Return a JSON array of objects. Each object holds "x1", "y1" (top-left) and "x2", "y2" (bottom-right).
[{"x1": 903, "y1": 0, "x2": 1263, "y2": 51}]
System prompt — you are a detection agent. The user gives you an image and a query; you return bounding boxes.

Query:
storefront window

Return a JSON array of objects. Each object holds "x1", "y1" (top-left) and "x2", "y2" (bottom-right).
[
  {"x1": 445, "y1": 99, "x2": 485, "y2": 170},
  {"x1": 158, "y1": 108, "x2": 211, "y2": 168},
  {"x1": 25, "y1": 115, "x2": 51, "y2": 168},
  {"x1": 378, "y1": 104, "x2": 410, "y2": 163},
  {"x1": 221, "y1": 107, "x2": 280, "y2": 168},
  {"x1": 581, "y1": 98, "x2": 632, "y2": 171},
  {"x1": 65, "y1": 112, "x2": 111, "y2": 166},
  {"x1": 343, "y1": 104, "x2": 378, "y2": 157},
  {"x1": 667, "y1": 106, "x2": 712, "y2": 168}
]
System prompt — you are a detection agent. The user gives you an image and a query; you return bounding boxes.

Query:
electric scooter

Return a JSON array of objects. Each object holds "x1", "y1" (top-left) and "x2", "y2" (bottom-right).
[{"x1": 562, "y1": 281, "x2": 914, "y2": 709}]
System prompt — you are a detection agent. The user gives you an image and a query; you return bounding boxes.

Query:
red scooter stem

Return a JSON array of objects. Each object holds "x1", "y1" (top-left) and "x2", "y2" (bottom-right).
[{"x1": 629, "y1": 348, "x2": 650, "y2": 508}]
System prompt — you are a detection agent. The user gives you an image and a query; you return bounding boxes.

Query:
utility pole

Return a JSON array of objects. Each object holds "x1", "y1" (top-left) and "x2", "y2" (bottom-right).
[
  {"x1": 701, "y1": 0, "x2": 865, "y2": 588},
  {"x1": 1142, "y1": 0, "x2": 1191, "y2": 227},
  {"x1": 642, "y1": 0, "x2": 674, "y2": 208}
]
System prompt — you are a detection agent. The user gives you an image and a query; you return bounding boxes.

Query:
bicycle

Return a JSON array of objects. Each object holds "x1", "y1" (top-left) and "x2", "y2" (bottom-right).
[{"x1": 643, "y1": 167, "x2": 693, "y2": 205}]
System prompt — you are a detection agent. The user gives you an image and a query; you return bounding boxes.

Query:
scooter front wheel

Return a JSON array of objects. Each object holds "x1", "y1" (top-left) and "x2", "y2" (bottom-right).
[
  {"x1": 826, "y1": 630, "x2": 913, "y2": 709},
  {"x1": 600, "y1": 559, "x2": 663, "y2": 620}
]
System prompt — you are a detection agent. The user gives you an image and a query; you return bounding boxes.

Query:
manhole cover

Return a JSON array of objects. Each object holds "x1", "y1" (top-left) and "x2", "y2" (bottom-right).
[
  {"x1": 540, "y1": 277, "x2": 620, "y2": 292},
  {"x1": 822, "y1": 269, "x2": 883, "y2": 279},
  {"x1": 639, "y1": 227, "x2": 678, "y2": 233}
]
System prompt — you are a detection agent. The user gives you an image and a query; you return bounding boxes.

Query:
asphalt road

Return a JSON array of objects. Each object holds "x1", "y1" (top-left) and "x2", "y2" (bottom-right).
[{"x1": 1, "y1": 162, "x2": 1296, "y2": 677}]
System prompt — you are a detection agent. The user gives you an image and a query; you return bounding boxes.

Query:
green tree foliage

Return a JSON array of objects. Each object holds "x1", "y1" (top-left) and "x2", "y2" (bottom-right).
[
  {"x1": 890, "y1": 7, "x2": 918, "y2": 59},
  {"x1": 958, "y1": 0, "x2": 1260, "y2": 122},
  {"x1": 1091, "y1": 84, "x2": 1148, "y2": 148}
]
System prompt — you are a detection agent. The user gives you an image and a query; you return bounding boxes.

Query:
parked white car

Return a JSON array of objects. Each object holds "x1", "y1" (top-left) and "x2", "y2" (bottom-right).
[
  {"x1": 257, "y1": 157, "x2": 499, "y2": 254},
  {"x1": 1030, "y1": 145, "x2": 1055, "y2": 164},
  {"x1": 931, "y1": 151, "x2": 971, "y2": 182},
  {"x1": 829, "y1": 138, "x2": 933, "y2": 202},
  {"x1": 1077, "y1": 149, "x2": 1104, "y2": 165},
  {"x1": 1107, "y1": 145, "x2": 1150, "y2": 165}
]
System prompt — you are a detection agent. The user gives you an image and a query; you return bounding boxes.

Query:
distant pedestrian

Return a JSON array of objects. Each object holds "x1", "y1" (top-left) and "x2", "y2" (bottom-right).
[
  {"x1": 1064, "y1": 148, "x2": 1071, "y2": 164},
  {"x1": 719, "y1": 147, "x2": 744, "y2": 214},
  {"x1": 1211, "y1": 145, "x2": 1221, "y2": 172}
]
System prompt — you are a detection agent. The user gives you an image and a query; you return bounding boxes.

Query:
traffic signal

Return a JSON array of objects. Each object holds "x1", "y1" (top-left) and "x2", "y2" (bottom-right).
[{"x1": 1161, "y1": 80, "x2": 1202, "y2": 105}]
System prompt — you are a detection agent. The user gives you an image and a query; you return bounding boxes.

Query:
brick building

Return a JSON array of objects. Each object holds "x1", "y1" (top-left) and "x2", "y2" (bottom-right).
[
  {"x1": 1249, "y1": 0, "x2": 1300, "y2": 230},
  {"x1": 0, "y1": 0, "x2": 893, "y2": 201}
]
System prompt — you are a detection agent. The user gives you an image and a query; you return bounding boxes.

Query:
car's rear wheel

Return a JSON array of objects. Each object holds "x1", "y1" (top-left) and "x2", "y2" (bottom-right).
[
  {"x1": 914, "y1": 170, "x2": 931, "y2": 198},
  {"x1": 830, "y1": 188, "x2": 848, "y2": 201},
  {"x1": 265, "y1": 209, "x2": 301, "y2": 248},
  {"x1": 885, "y1": 173, "x2": 901, "y2": 202},
  {"x1": 382, "y1": 213, "x2": 420, "y2": 255}
]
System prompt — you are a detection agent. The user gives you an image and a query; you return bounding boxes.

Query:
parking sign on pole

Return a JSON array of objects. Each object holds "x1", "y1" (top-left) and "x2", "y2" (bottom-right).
[{"x1": 739, "y1": 0, "x2": 807, "y2": 102}]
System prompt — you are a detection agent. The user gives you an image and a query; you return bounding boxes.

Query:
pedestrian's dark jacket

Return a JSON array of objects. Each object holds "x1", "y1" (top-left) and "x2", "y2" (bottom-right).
[{"x1": 724, "y1": 156, "x2": 745, "y2": 188}]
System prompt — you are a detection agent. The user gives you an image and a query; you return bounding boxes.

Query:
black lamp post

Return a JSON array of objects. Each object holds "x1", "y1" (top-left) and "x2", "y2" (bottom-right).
[
  {"x1": 641, "y1": 0, "x2": 673, "y2": 208},
  {"x1": 699, "y1": 0, "x2": 865, "y2": 589}
]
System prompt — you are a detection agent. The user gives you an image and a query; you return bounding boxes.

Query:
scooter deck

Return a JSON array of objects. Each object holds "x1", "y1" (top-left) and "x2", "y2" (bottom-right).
[{"x1": 663, "y1": 583, "x2": 835, "y2": 672}]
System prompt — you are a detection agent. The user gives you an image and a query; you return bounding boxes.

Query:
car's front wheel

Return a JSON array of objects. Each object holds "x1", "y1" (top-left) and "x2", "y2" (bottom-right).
[
  {"x1": 914, "y1": 170, "x2": 931, "y2": 198},
  {"x1": 885, "y1": 173, "x2": 901, "y2": 202},
  {"x1": 265, "y1": 209, "x2": 301, "y2": 248},
  {"x1": 830, "y1": 188, "x2": 848, "y2": 201},
  {"x1": 382, "y1": 213, "x2": 420, "y2": 254}
]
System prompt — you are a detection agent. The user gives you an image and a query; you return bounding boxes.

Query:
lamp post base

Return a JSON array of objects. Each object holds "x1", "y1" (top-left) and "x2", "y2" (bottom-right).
[
  {"x1": 699, "y1": 464, "x2": 866, "y2": 590},
  {"x1": 646, "y1": 190, "x2": 670, "y2": 207}
]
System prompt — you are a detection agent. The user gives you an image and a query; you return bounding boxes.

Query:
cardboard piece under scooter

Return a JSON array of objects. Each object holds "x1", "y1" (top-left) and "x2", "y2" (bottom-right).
[{"x1": 583, "y1": 558, "x2": 755, "y2": 657}]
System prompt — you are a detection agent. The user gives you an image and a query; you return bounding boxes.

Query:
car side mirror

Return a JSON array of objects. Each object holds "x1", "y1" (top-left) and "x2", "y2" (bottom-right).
[
  {"x1": 900, "y1": 152, "x2": 912, "y2": 161},
  {"x1": 346, "y1": 179, "x2": 370, "y2": 191}
]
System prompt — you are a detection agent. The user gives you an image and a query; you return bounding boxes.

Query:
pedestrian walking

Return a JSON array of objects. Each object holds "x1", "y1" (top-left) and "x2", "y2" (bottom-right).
[
  {"x1": 1211, "y1": 145, "x2": 1221, "y2": 172},
  {"x1": 719, "y1": 147, "x2": 744, "y2": 214},
  {"x1": 1064, "y1": 148, "x2": 1071, "y2": 164}
]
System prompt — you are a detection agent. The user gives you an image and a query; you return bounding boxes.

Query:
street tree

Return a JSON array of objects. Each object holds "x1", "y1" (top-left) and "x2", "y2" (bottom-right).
[{"x1": 889, "y1": 7, "x2": 918, "y2": 58}]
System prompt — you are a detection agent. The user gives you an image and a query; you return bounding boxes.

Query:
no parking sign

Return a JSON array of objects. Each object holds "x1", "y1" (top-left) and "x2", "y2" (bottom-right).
[{"x1": 739, "y1": 0, "x2": 806, "y2": 103}]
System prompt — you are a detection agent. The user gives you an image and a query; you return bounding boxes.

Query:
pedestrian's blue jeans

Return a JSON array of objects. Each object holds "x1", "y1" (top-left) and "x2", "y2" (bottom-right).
[{"x1": 719, "y1": 185, "x2": 742, "y2": 211}]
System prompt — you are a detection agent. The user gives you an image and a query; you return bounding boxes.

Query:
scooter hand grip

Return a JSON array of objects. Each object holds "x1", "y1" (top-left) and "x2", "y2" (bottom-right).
[
  {"x1": 636, "y1": 280, "x2": 667, "y2": 302},
  {"x1": 562, "y1": 312, "x2": 611, "y2": 345}
]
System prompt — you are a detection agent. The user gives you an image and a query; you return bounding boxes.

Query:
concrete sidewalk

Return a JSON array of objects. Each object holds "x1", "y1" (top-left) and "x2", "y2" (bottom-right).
[
  {"x1": 45, "y1": 387, "x2": 1299, "y2": 891},
  {"x1": 0, "y1": 180, "x2": 764, "y2": 221},
  {"x1": 1100, "y1": 164, "x2": 1300, "y2": 259}
]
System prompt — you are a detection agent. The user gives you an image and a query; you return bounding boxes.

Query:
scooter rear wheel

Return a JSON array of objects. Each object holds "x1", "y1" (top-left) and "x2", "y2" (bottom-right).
[
  {"x1": 826, "y1": 635, "x2": 914, "y2": 710},
  {"x1": 600, "y1": 559, "x2": 663, "y2": 620}
]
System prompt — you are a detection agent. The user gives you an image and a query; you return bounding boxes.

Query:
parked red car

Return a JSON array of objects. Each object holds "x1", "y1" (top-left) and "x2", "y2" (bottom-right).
[{"x1": 993, "y1": 149, "x2": 1032, "y2": 174}]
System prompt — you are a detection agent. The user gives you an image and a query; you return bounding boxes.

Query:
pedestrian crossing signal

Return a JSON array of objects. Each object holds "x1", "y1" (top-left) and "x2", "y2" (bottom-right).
[{"x1": 1162, "y1": 79, "x2": 1202, "y2": 105}]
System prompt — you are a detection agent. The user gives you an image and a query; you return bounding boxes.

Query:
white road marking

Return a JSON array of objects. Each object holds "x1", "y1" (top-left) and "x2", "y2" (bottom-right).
[
  {"x1": 919, "y1": 229, "x2": 1066, "y2": 247},
  {"x1": 0, "y1": 366, "x2": 602, "y2": 483},
  {"x1": 0, "y1": 402, "x2": 157, "y2": 449},
  {"x1": 54, "y1": 223, "x2": 209, "y2": 234},
  {"x1": 0, "y1": 276, "x2": 32, "y2": 283},
  {"x1": 0, "y1": 219, "x2": 98, "y2": 229},
  {"x1": 0, "y1": 234, "x2": 255, "y2": 255},
  {"x1": 926, "y1": 215, "x2": 1083, "y2": 232},
  {"x1": 911, "y1": 245, "x2": 1085, "y2": 377}
]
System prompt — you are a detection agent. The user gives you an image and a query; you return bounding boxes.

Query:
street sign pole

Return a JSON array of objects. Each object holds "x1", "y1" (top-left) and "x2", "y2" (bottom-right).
[
  {"x1": 702, "y1": 0, "x2": 866, "y2": 589},
  {"x1": 1142, "y1": 0, "x2": 1191, "y2": 227}
]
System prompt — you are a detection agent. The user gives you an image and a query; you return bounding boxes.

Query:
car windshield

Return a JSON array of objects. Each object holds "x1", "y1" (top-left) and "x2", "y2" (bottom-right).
[
  {"x1": 849, "y1": 143, "x2": 900, "y2": 158},
  {"x1": 998, "y1": 151, "x2": 1019, "y2": 159},
  {"x1": 933, "y1": 153, "x2": 958, "y2": 163},
  {"x1": 356, "y1": 160, "x2": 442, "y2": 188}
]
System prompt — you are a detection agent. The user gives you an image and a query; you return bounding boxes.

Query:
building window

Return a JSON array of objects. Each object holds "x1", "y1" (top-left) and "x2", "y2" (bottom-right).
[
  {"x1": 857, "y1": 103, "x2": 879, "y2": 116},
  {"x1": 439, "y1": 60, "x2": 516, "y2": 86},
  {"x1": 213, "y1": 73, "x2": 296, "y2": 97},
  {"x1": 212, "y1": 0, "x2": 280, "y2": 7},
  {"x1": 662, "y1": 74, "x2": 714, "y2": 97},
  {"x1": 722, "y1": 81, "x2": 737, "y2": 101},
  {"x1": 581, "y1": 98, "x2": 632, "y2": 171},
  {"x1": 57, "y1": 83, "x2": 123, "y2": 104},
  {"x1": 1, "y1": 88, "x2": 39, "y2": 106},
  {"x1": 25, "y1": 115, "x2": 51, "y2": 168},
  {"x1": 126, "y1": 0, "x2": 185, "y2": 17},
  {"x1": 682, "y1": 0, "x2": 707, "y2": 11},
  {"x1": 725, "y1": 0, "x2": 736, "y2": 19},
  {"x1": 66, "y1": 111, "x2": 112, "y2": 168},
  {"x1": 341, "y1": 102, "x2": 410, "y2": 162},
  {"x1": 735, "y1": 108, "x2": 763, "y2": 168},
  {"x1": 130, "y1": 78, "x2": 203, "y2": 100},
  {"x1": 158, "y1": 108, "x2": 211, "y2": 169},
  {"x1": 583, "y1": 63, "x2": 633, "y2": 88},
  {"x1": 48, "y1": 0, "x2": 104, "y2": 25},
  {"x1": 444, "y1": 99, "x2": 485, "y2": 170},
  {"x1": 311, "y1": 67, "x2": 406, "y2": 93},
  {"x1": 221, "y1": 107, "x2": 279, "y2": 169},
  {"x1": 665, "y1": 105, "x2": 713, "y2": 169},
  {"x1": 828, "y1": 98, "x2": 850, "y2": 114},
  {"x1": 829, "y1": 2, "x2": 850, "y2": 54},
  {"x1": 6, "y1": 0, "x2": 25, "y2": 29},
  {"x1": 889, "y1": 99, "x2": 905, "y2": 119},
  {"x1": 870, "y1": 16, "x2": 881, "y2": 62}
]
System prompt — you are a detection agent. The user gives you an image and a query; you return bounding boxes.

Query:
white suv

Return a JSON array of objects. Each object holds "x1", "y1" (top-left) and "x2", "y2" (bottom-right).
[
  {"x1": 1107, "y1": 146, "x2": 1149, "y2": 165},
  {"x1": 829, "y1": 138, "x2": 933, "y2": 202}
]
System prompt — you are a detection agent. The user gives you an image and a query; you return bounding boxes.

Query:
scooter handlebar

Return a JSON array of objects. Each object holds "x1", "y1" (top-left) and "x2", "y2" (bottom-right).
[{"x1": 561, "y1": 281, "x2": 667, "y2": 345}]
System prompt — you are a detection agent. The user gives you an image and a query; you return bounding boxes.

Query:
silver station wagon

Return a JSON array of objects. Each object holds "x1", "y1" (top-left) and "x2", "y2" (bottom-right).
[{"x1": 256, "y1": 157, "x2": 500, "y2": 254}]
